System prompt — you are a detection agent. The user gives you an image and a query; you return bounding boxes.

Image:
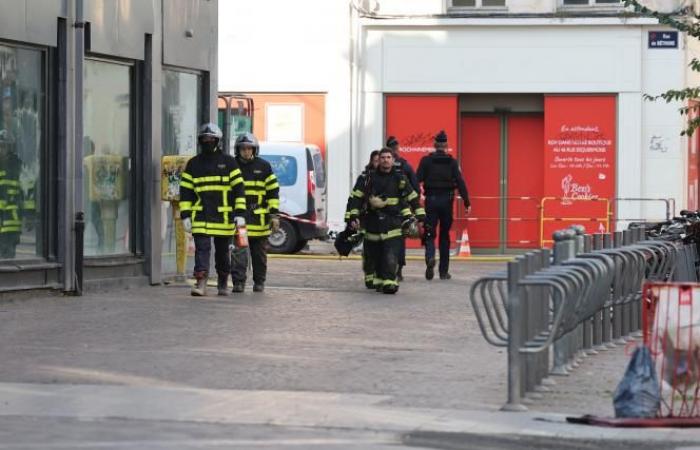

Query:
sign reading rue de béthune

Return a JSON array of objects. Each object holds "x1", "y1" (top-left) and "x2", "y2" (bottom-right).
[{"x1": 649, "y1": 31, "x2": 678, "y2": 49}]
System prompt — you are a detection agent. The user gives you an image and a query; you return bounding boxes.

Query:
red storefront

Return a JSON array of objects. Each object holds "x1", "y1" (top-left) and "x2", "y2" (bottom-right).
[{"x1": 386, "y1": 94, "x2": 616, "y2": 252}]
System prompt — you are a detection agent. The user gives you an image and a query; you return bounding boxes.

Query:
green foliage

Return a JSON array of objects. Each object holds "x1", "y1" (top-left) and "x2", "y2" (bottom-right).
[{"x1": 624, "y1": 0, "x2": 700, "y2": 135}]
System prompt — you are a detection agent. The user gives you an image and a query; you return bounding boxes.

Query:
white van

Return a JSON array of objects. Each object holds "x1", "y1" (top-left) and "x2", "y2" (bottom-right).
[{"x1": 258, "y1": 142, "x2": 328, "y2": 253}]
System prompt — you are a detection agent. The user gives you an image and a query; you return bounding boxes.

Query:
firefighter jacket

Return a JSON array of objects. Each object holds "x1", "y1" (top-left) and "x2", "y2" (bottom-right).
[
  {"x1": 345, "y1": 168, "x2": 425, "y2": 241},
  {"x1": 416, "y1": 150, "x2": 470, "y2": 207},
  {"x1": 0, "y1": 151, "x2": 22, "y2": 238},
  {"x1": 179, "y1": 152, "x2": 246, "y2": 237},
  {"x1": 235, "y1": 156, "x2": 280, "y2": 238}
]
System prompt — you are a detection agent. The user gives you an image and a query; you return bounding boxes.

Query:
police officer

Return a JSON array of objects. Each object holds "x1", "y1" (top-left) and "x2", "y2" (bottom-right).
[
  {"x1": 230, "y1": 132, "x2": 280, "y2": 293},
  {"x1": 344, "y1": 150, "x2": 379, "y2": 288},
  {"x1": 345, "y1": 148, "x2": 425, "y2": 294},
  {"x1": 416, "y1": 130, "x2": 470, "y2": 281},
  {"x1": 385, "y1": 136, "x2": 418, "y2": 282},
  {"x1": 179, "y1": 123, "x2": 247, "y2": 296}
]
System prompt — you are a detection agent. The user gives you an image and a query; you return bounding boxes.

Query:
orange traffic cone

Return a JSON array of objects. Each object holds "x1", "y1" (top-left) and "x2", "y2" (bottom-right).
[{"x1": 458, "y1": 228, "x2": 471, "y2": 257}]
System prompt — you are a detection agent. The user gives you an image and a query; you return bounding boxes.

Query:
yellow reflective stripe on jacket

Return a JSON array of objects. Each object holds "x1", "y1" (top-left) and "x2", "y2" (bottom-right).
[
  {"x1": 252, "y1": 208, "x2": 268, "y2": 215},
  {"x1": 268, "y1": 199, "x2": 280, "y2": 209},
  {"x1": 181, "y1": 172, "x2": 193, "y2": 181},
  {"x1": 180, "y1": 201, "x2": 193, "y2": 212},
  {"x1": 217, "y1": 206, "x2": 233, "y2": 212},
  {"x1": 244, "y1": 180, "x2": 266, "y2": 187},
  {"x1": 351, "y1": 189, "x2": 364, "y2": 198},
  {"x1": 266, "y1": 182, "x2": 279, "y2": 190},
  {"x1": 191, "y1": 227, "x2": 235, "y2": 236},
  {"x1": 244, "y1": 189, "x2": 266, "y2": 196},
  {"x1": 415, "y1": 208, "x2": 426, "y2": 216},
  {"x1": 247, "y1": 224, "x2": 270, "y2": 231},
  {"x1": 401, "y1": 208, "x2": 412, "y2": 216},
  {"x1": 385, "y1": 197, "x2": 399, "y2": 205},
  {"x1": 364, "y1": 228, "x2": 403, "y2": 241},
  {"x1": 265, "y1": 174, "x2": 277, "y2": 183},
  {"x1": 234, "y1": 198, "x2": 246, "y2": 209},
  {"x1": 194, "y1": 185, "x2": 231, "y2": 193},
  {"x1": 0, "y1": 179, "x2": 20, "y2": 186},
  {"x1": 179, "y1": 180, "x2": 194, "y2": 190},
  {"x1": 405, "y1": 191, "x2": 418, "y2": 201},
  {"x1": 229, "y1": 168, "x2": 242, "y2": 179}
]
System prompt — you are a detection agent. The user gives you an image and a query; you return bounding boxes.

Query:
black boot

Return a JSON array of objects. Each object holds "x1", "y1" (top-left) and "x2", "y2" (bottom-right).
[
  {"x1": 425, "y1": 258, "x2": 435, "y2": 280},
  {"x1": 231, "y1": 282, "x2": 245, "y2": 293},
  {"x1": 253, "y1": 283, "x2": 265, "y2": 292}
]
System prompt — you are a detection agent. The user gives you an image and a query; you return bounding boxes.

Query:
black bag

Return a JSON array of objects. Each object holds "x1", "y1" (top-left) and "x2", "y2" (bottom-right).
[
  {"x1": 334, "y1": 228, "x2": 362, "y2": 257},
  {"x1": 613, "y1": 346, "x2": 661, "y2": 418}
]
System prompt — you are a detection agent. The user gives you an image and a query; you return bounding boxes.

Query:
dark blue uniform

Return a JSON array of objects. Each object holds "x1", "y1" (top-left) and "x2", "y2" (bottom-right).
[{"x1": 416, "y1": 149, "x2": 469, "y2": 279}]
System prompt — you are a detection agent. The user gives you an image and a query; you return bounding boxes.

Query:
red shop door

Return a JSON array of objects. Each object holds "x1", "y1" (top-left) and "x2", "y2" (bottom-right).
[{"x1": 460, "y1": 114, "x2": 543, "y2": 252}]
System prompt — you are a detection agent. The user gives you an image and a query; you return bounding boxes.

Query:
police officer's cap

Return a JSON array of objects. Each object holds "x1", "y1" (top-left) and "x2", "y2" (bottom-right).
[
  {"x1": 386, "y1": 136, "x2": 399, "y2": 148},
  {"x1": 435, "y1": 130, "x2": 448, "y2": 144}
]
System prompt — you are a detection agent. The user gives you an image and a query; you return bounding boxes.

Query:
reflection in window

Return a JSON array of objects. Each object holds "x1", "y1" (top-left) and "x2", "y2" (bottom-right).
[
  {"x1": 83, "y1": 60, "x2": 132, "y2": 256},
  {"x1": 161, "y1": 70, "x2": 201, "y2": 276},
  {"x1": 0, "y1": 45, "x2": 43, "y2": 261},
  {"x1": 260, "y1": 155, "x2": 298, "y2": 187}
]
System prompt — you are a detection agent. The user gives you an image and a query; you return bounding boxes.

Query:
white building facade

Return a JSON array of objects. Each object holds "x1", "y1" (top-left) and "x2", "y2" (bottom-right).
[{"x1": 219, "y1": 0, "x2": 692, "y2": 252}]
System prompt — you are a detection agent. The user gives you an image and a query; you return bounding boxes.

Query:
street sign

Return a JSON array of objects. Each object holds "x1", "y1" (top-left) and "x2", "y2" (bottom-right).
[{"x1": 648, "y1": 31, "x2": 678, "y2": 49}]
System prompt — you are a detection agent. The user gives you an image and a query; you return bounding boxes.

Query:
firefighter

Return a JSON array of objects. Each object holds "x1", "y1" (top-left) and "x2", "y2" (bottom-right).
[
  {"x1": 416, "y1": 130, "x2": 470, "y2": 281},
  {"x1": 0, "y1": 134, "x2": 21, "y2": 259},
  {"x1": 230, "y1": 132, "x2": 280, "y2": 293},
  {"x1": 385, "y1": 136, "x2": 418, "y2": 282},
  {"x1": 179, "y1": 123, "x2": 247, "y2": 297},
  {"x1": 345, "y1": 147, "x2": 425, "y2": 294},
  {"x1": 344, "y1": 150, "x2": 379, "y2": 288}
]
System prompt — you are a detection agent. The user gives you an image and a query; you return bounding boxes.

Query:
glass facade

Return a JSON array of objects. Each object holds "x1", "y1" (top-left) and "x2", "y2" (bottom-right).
[
  {"x1": 83, "y1": 59, "x2": 132, "y2": 256},
  {"x1": 0, "y1": 45, "x2": 44, "y2": 261},
  {"x1": 161, "y1": 70, "x2": 201, "y2": 276}
]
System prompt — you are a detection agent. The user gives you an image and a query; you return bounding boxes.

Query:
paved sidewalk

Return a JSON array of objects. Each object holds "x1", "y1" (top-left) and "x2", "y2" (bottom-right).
[{"x1": 0, "y1": 257, "x2": 697, "y2": 448}]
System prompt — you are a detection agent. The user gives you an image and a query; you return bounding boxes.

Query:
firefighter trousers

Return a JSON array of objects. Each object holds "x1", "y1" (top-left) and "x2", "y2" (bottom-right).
[
  {"x1": 231, "y1": 237, "x2": 268, "y2": 285},
  {"x1": 365, "y1": 236, "x2": 402, "y2": 292}
]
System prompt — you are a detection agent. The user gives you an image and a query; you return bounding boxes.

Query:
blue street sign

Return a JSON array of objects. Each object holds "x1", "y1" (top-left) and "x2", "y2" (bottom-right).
[{"x1": 648, "y1": 31, "x2": 678, "y2": 49}]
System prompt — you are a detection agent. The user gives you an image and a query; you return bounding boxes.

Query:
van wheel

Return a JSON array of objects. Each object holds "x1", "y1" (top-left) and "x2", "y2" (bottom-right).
[{"x1": 268, "y1": 219, "x2": 298, "y2": 254}]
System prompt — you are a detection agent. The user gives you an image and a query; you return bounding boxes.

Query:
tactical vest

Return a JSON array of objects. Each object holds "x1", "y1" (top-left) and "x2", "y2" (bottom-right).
[{"x1": 423, "y1": 153, "x2": 455, "y2": 192}]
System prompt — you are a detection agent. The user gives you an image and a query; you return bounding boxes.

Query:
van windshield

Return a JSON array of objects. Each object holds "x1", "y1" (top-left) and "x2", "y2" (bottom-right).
[{"x1": 260, "y1": 155, "x2": 297, "y2": 186}]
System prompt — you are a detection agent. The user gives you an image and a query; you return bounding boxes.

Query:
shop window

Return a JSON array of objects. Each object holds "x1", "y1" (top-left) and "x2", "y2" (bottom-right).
[
  {"x1": 161, "y1": 69, "x2": 202, "y2": 276},
  {"x1": 0, "y1": 45, "x2": 44, "y2": 261},
  {"x1": 450, "y1": 0, "x2": 506, "y2": 8},
  {"x1": 83, "y1": 60, "x2": 132, "y2": 256}
]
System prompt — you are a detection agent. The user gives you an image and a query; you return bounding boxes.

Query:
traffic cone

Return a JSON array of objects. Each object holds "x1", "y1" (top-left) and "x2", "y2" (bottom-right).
[{"x1": 457, "y1": 228, "x2": 471, "y2": 257}]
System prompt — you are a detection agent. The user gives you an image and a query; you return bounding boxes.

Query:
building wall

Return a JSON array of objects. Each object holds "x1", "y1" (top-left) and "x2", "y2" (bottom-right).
[
  {"x1": 0, "y1": 0, "x2": 218, "y2": 293},
  {"x1": 218, "y1": 0, "x2": 351, "y2": 228}
]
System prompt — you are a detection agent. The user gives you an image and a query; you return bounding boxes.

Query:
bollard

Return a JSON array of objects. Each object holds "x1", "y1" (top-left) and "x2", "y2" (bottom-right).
[
  {"x1": 537, "y1": 248, "x2": 556, "y2": 388},
  {"x1": 612, "y1": 231, "x2": 625, "y2": 344},
  {"x1": 523, "y1": 252, "x2": 543, "y2": 401},
  {"x1": 502, "y1": 257, "x2": 528, "y2": 412},
  {"x1": 74, "y1": 212, "x2": 85, "y2": 296},
  {"x1": 621, "y1": 230, "x2": 633, "y2": 338}
]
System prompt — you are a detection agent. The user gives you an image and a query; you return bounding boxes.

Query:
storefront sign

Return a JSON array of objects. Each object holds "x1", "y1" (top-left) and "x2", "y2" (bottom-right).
[
  {"x1": 385, "y1": 95, "x2": 458, "y2": 172},
  {"x1": 543, "y1": 96, "x2": 616, "y2": 240},
  {"x1": 649, "y1": 31, "x2": 678, "y2": 49}
]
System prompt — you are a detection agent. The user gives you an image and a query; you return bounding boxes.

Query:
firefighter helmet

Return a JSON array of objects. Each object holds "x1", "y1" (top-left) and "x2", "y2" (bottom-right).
[
  {"x1": 334, "y1": 228, "x2": 363, "y2": 257},
  {"x1": 234, "y1": 132, "x2": 260, "y2": 157},
  {"x1": 197, "y1": 123, "x2": 223, "y2": 153}
]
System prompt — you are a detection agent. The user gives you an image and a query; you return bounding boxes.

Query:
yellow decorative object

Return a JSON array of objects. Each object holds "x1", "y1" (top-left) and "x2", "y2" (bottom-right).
[
  {"x1": 161, "y1": 155, "x2": 192, "y2": 201},
  {"x1": 84, "y1": 155, "x2": 127, "y2": 202}
]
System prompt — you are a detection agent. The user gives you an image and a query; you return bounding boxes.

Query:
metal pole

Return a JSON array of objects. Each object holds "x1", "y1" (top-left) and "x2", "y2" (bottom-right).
[
  {"x1": 551, "y1": 230, "x2": 575, "y2": 376},
  {"x1": 502, "y1": 257, "x2": 528, "y2": 412},
  {"x1": 592, "y1": 233, "x2": 605, "y2": 351},
  {"x1": 602, "y1": 233, "x2": 615, "y2": 348}
]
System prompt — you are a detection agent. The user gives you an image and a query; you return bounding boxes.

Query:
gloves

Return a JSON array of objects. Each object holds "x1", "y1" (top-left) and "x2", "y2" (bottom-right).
[
  {"x1": 270, "y1": 215, "x2": 281, "y2": 233},
  {"x1": 348, "y1": 218, "x2": 360, "y2": 231},
  {"x1": 182, "y1": 217, "x2": 192, "y2": 233}
]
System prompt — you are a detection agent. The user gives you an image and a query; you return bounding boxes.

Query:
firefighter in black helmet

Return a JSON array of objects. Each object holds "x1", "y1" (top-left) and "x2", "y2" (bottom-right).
[
  {"x1": 179, "y1": 123, "x2": 247, "y2": 297},
  {"x1": 416, "y1": 130, "x2": 470, "y2": 281},
  {"x1": 385, "y1": 136, "x2": 418, "y2": 281},
  {"x1": 230, "y1": 132, "x2": 280, "y2": 293}
]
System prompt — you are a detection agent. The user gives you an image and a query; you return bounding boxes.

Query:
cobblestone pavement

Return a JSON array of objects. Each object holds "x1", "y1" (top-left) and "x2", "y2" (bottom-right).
[{"x1": 0, "y1": 255, "x2": 691, "y2": 448}]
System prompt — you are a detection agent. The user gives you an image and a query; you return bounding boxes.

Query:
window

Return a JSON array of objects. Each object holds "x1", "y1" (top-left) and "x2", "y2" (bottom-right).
[
  {"x1": 161, "y1": 69, "x2": 202, "y2": 276},
  {"x1": 450, "y1": 0, "x2": 506, "y2": 7},
  {"x1": 0, "y1": 45, "x2": 45, "y2": 261},
  {"x1": 260, "y1": 155, "x2": 298, "y2": 187},
  {"x1": 561, "y1": 0, "x2": 619, "y2": 5},
  {"x1": 162, "y1": 70, "x2": 201, "y2": 157},
  {"x1": 312, "y1": 152, "x2": 326, "y2": 189},
  {"x1": 83, "y1": 59, "x2": 132, "y2": 256}
]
